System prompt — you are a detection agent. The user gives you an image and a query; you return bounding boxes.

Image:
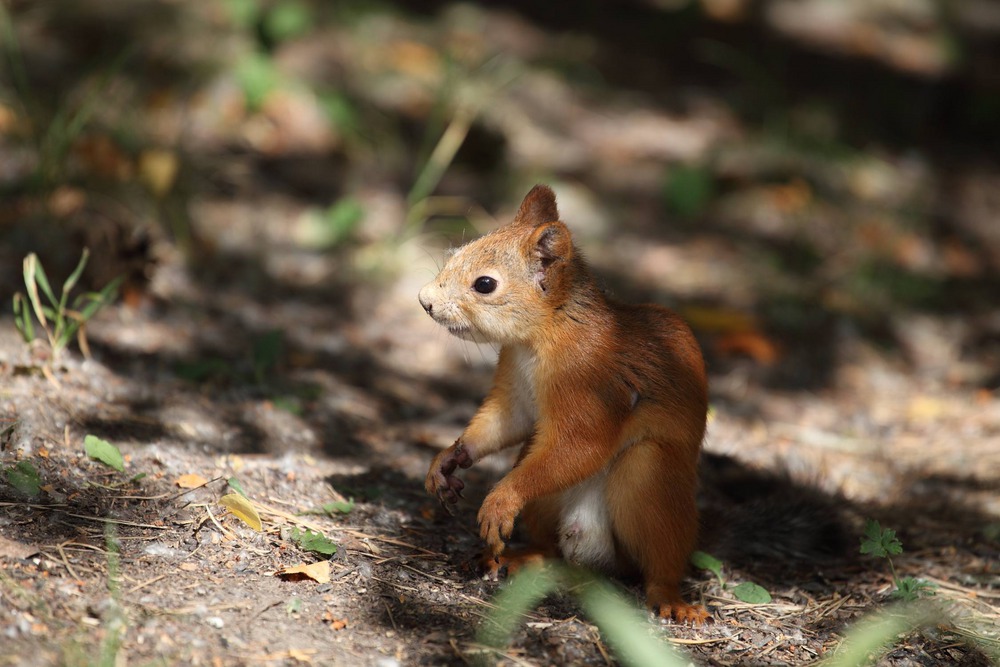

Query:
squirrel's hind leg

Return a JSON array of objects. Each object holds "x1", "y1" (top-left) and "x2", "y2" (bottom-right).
[{"x1": 606, "y1": 438, "x2": 707, "y2": 624}]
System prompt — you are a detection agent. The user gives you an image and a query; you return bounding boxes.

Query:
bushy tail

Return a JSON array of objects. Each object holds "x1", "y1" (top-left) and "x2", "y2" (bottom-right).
[{"x1": 698, "y1": 453, "x2": 851, "y2": 571}]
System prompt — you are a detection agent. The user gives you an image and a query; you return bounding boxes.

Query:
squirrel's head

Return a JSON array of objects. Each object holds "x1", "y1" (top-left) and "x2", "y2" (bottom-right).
[{"x1": 418, "y1": 184, "x2": 578, "y2": 346}]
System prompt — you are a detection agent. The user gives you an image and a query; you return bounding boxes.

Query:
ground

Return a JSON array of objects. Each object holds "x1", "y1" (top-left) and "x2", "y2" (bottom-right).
[{"x1": 1, "y1": 1, "x2": 999, "y2": 666}]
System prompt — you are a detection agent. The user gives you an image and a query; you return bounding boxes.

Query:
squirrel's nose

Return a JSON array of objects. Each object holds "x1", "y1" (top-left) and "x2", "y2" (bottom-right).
[{"x1": 418, "y1": 295, "x2": 433, "y2": 316}]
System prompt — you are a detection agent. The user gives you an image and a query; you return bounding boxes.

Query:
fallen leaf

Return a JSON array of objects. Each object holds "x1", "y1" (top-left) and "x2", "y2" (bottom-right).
[
  {"x1": 138, "y1": 148, "x2": 179, "y2": 198},
  {"x1": 84, "y1": 435, "x2": 125, "y2": 472},
  {"x1": 279, "y1": 561, "x2": 331, "y2": 584},
  {"x1": 288, "y1": 648, "x2": 316, "y2": 663},
  {"x1": 0, "y1": 535, "x2": 40, "y2": 560},
  {"x1": 329, "y1": 617, "x2": 348, "y2": 631},
  {"x1": 219, "y1": 493, "x2": 263, "y2": 531},
  {"x1": 714, "y1": 331, "x2": 780, "y2": 365},
  {"x1": 175, "y1": 473, "x2": 209, "y2": 489}
]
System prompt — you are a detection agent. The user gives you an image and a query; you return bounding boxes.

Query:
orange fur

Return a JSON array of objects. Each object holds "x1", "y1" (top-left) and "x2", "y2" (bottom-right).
[{"x1": 420, "y1": 185, "x2": 708, "y2": 623}]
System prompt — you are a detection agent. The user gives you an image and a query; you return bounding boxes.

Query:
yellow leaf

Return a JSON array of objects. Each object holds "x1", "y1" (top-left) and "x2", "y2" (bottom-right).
[
  {"x1": 175, "y1": 473, "x2": 209, "y2": 488},
  {"x1": 288, "y1": 648, "x2": 316, "y2": 663},
  {"x1": 279, "y1": 561, "x2": 331, "y2": 584},
  {"x1": 139, "y1": 148, "x2": 179, "y2": 198},
  {"x1": 219, "y1": 493, "x2": 262, "y2": 531}
]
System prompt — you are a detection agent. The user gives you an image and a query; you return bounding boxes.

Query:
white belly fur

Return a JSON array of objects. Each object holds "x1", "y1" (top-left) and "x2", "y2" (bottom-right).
[{"x1": 557, "y1": 470, "x2": 616, "y2": 571}]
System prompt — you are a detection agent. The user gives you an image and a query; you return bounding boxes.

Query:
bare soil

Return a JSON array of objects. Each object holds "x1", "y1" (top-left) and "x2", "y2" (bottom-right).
[{"x1": 1, "y1": 1, "x2": 999, "y2": 666}]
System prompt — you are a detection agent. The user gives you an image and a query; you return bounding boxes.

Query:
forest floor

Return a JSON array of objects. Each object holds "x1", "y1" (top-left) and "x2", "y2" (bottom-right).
[{"x1": 1, "y1": 1, "x2": 999, "y2": 665}]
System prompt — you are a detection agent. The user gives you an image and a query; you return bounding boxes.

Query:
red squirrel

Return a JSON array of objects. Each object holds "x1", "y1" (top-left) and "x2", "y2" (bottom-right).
[{"x1": 418, "y1": 185, "x2": 709, "y2": 623}]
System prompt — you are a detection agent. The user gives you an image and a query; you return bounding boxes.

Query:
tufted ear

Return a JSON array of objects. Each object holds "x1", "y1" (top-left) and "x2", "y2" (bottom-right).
[
  {"x1": 513, "y1": 184, "x2": 559, "y2": 227},
  {"x1": 526, "y1": 221, "x2": 573, "y2": 292}
]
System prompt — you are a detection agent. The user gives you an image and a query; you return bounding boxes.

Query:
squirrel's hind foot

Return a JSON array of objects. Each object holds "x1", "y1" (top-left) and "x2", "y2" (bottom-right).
[{"x1": 479, "y1": 548, "x2": 549, "y2": 580}]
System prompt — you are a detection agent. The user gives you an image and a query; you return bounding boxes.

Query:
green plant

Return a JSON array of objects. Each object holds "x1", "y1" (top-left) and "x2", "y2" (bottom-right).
[
  {"x1": 13, "y1": 250, "x2": 122, "y2": 361},
  {"x1": 476, "y1": 564, "x2": 688, "y2": 667},
  {"x1": 860, "y1": 519, "x2": 936, "y2": 602},
  {"x1": 2, "y1": 460, "x2": 41, "y2": 497},
  {"x1": 690, "y1": 550, "x2": 772, "y2": 603}
]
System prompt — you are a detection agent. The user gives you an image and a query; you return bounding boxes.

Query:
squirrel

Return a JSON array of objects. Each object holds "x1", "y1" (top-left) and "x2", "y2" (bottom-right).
[{"x1": 418, "y1": 184, "x2": 709, "y2": 624}]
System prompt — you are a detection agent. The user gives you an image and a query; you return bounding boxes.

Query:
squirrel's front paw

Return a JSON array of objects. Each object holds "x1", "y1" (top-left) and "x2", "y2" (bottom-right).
[
  {"x1": 477, "y1": 487, "x2": 520, "y2": 555},
  {"x1": 425, "y1": 440, "x2": 474, "y2": 506}
]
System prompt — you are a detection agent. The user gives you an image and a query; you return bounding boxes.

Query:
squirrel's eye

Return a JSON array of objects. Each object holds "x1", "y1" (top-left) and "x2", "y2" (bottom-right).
[{"x1": 473, "y1": 276, "x2": 497, "y2": 294}]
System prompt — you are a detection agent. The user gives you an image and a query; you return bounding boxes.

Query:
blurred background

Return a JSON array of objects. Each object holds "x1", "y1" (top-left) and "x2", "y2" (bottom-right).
[{"x1": 2, "y1": 0, "x2": 999, "y2": 511}]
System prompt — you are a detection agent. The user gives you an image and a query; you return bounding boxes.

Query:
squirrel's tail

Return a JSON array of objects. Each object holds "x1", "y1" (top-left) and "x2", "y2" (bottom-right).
[{"x1": 698, "y1": 453, "x2": 851, "y2": 571}]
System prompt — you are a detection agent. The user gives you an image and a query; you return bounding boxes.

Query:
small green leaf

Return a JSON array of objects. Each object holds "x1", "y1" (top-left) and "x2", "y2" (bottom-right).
[
  {"x1": 299, "y1": 500, "x2": 355, "y2": 516},
  {"x1": 731, "y1": 581, "x2": 772, "y2": 604},
  {"x1": 236, "y1": 52, "x2": 280, "y2": 111},
  {"x1": 252, "y1": 330, "x2": 284, "y2": 383},
  {"x1": 286, "y1": 597, "x2": 303, "y2": 615},
  {"x1": 691, "y1": 550, "x2": 724, "y2": 584},
  {"x1": 290, "y1": 528, "x2": 338, "y2": 556},
  {"x1": 272, "y1": 396, "x2": 303, "y2": 416},
  {"x1": 175, "y1": 358, "x2": 231, "y2": 383},
  {"x1": 4, "y1": 461, "x2": 41, "y2": 497},
  {"x1": 664, "y1": 164, "x2": 715, "y2": 218},
  {"x1": 860, "y1": 519, "x2": 903, "y2": 558},
  {"x1": 227, "y1": 477, "x2": 248, "y2": 498},
  {"x1": 84, "y1": 435, "x2": 125, "y2": 472},
  {"x1": 893, "y1": 578, "x2": 936, "y2": 602},
  {"x1": 263, "y1": 2, "x2": 312, "y2": 43}
]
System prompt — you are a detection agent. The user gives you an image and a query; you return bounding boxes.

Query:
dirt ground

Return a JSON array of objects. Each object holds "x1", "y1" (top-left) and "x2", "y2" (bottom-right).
[{"x1": 2, "y1": 1, "x2": 1000, "y2": 666}]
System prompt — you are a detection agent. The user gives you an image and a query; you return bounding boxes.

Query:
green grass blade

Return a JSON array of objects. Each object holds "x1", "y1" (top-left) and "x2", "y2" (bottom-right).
[
  {"x1": 13, "y1": 293, "x2": 35, "y2": 342},
  {"x1": 578, "y1": 578, "x2": 689, "y2": 667},
  {"x1": 826, "y1": 602, "x2": 940, "y2": 667},
  {"x1": 23, "y1": 254, "x2": 48, "y2": 328},
  {"x1": 61, "y1": 248, "x2": 90, "y2": 301},
  {"x1": 30, "y1": 254, "x2": 58, "y2": 308},
  {"x1": 476, "y1": 564, "x2": 562, "y2": 651}
]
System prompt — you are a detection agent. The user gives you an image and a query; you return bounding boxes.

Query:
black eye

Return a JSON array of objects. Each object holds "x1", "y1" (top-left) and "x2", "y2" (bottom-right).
[{"x1": 473, "y1": 276, "x2": 497, "y2": 294}]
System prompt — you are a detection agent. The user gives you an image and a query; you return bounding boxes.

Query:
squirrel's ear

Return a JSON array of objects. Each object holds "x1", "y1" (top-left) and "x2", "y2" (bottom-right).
[
  {"x1": 514, "y1": 184, "x2": 559, "y2": 227},
  {"x1": 527, "y1": 222, "x2": 572, "y2": 291}
]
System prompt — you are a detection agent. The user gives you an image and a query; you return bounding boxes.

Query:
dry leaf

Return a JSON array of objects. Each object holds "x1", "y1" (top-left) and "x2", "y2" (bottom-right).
[
  {"x1": 288, "y1": 648, "x2": 316, "y2": 663},
  {"x1": 175, "y1": 473, "x2": 209, "y2": 489},
  {"x1": 219, "y1": 493, "x2": 263, "y2": 531},
  {"x1": 0, "y1": 535, "x2": 39, "y2": 560},
  {"x1": 330, "y1": 617, "x2": 348, "y2": 631},
  {"x1": 139, "y1": 148, "x2": 179, "y2": 197},
  {"x1": 715, "y1": 331, "x2": 780, "y2": 365},
  {"x1": 279, "y1": 561, "x2": 331, "y2": 584}
]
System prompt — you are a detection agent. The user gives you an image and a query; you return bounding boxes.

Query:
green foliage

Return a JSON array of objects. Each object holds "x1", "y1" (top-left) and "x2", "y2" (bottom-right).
[
  {"x1": 227, "y1": 476, "x2": 248, "y2": 499},
  {"x1": 262, "y1": 2, "x2": 313, "y2": 44},
  {"x1": 299, "y1": 499, "x2": 355, "y2": 516},
  {"x1": 690, "y1": 550, "x2": 723, "y2": 585},
  {"x1": 300, "y1": 197, "x2": 365, "y2": 249},
  {"x1": 84, "y1": 435, "x2": 125, "y2": 472},
  {"x1": 252, "y1": 330, "x2": 284, "y2": 384},
  {"x1": 13, "y1": 250, "x2": 121, "y2": 362},
  {"x1": 691, "y1": 550, "x2": 771, "y2": 603},
  {"x1": 731, "y1": 581, "x2": 772, "y2": 604},
  {"x1": 476, "y1": 564, "x2": 689, "y2": 667},
  {"x1": 664, "y1": 163, "x2": 715, "y2": 218},
  {"x1": 289, "y1": 527, "x2": 338, "y2": 557},
  {"x1": 860, "y1": 519, "x2": 902, "y2": 558},
  {"x1": 893, "y1": 577, "x2": 937, "y2": 602},
  {"x1": 861, "y1": 519, "x2": 936, "y2": 602},
  {"x1": 235, "y1": 51, "x2": 280, "y2": 111},
  {"x1": 3, "y1": 460, "x2": 41, "y2": 497}
]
